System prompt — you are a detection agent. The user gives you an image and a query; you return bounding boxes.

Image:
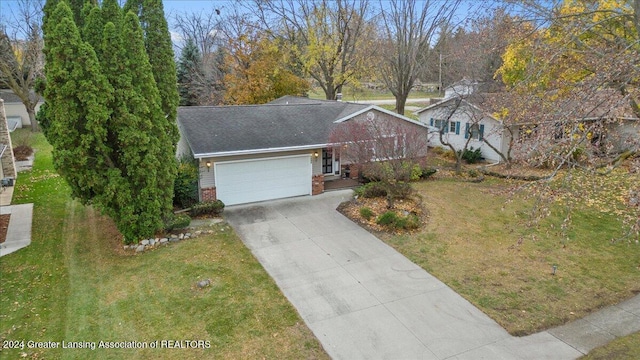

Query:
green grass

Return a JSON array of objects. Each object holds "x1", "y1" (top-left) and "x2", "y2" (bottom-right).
[
  {"x1": 580, "y1": 331, "x2": 640, "y2": 360},
  {"x1": 307, "y1": 85, "x2": 437, "y2": 101},
  {"x1": 380, "y1": 175, "x2": 640, "y2": 336},
  {"x1": 0, "y1": 129, "x2": 328, "y2": 359}
]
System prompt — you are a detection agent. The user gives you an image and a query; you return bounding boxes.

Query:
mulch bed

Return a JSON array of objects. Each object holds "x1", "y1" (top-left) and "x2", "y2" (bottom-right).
[
  {"x1": 13, "y1": 145, "x2": 33, "y2": 161},
  {"x1": 337, "y1": 195, "x2": 428, "y2": 234},
  {"x1": 0, "y1": 214, "x2": 10, "y2": 244}
]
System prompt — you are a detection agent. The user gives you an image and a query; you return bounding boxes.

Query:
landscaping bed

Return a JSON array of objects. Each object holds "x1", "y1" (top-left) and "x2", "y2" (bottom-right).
[{"x1": 338, "y1": 195, "x2": 427, "y2": 234}]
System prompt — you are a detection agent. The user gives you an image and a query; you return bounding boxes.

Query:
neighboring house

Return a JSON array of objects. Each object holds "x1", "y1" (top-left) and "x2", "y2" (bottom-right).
[
  {"x1": 443, "y1": 78, "x2": 480, "y2": 100},
  {"x1": 0, "y1": 99, "x2": 17, "y2": 182},
  {"x1": 0, "y1": 90, "x2": 44, "y2": 130},
  {"x1": 416, "y1": 94, "x2": 511, "y2": 163},
  {"x1": 177, "y1": 96, "x2": 430, "y2": 206},
  {"x1": 416, "y1": 88, "x2": 639, "y2": 163}
]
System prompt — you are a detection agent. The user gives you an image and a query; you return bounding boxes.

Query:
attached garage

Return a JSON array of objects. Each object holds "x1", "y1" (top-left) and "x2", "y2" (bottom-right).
[{"x1": 214, "y1": 154, "x2": 312, "y2": 206}]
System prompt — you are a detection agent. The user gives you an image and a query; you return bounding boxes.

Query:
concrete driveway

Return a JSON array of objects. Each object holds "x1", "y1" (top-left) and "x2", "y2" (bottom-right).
[{"x1": 224, "y1": 190, "x2": 585, "y2": 359}]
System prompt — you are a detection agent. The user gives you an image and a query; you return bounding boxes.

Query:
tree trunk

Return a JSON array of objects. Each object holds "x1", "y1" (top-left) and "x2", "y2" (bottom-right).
[
  {"x1": 454, "y1": 157, "x2": 462, "y2": 174},
  {"x1": 27, "y1": 106, "x2": 39, "y2": 132},
  {"x1": 325, "y1": 84, "x2": 336, "y2": 100},
  {"x1": 395, "y1": 93, "x2": 407, "y2": 115}
]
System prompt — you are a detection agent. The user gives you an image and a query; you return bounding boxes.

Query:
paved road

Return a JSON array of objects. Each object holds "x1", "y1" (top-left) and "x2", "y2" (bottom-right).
[
  {"x1": 225, "y1": 191, "x2": 639, "y2": 359},
  {"x1": 347, "y1": 98, "x2": 433, "y2": 105}
]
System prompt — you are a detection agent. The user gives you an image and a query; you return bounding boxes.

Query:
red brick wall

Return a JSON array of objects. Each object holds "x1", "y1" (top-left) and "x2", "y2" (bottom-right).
[
  {"x1": 312, "y1": 174, "x2": 324, "y2": 195},
  {"x1": 349, "y1": 165, "x2": 359, "y2": 179},
  {"x1": 201, "y1": 187, "x2": 217, "y2": 202}
]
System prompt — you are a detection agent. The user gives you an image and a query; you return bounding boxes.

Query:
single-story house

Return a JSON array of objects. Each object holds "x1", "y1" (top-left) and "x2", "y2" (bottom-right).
[
  {"x1": 0, "y1": 90, "x2": 43, "y2": 130},
  {"x1": 177, "y1": 96, "x2": 431, "y2": 206},
  {"x1": 0, "y1": 99, "x2": 17, "y2": 182},
  {"x1": 416, "y1": 94, "x2": 511, "y2": 163}
]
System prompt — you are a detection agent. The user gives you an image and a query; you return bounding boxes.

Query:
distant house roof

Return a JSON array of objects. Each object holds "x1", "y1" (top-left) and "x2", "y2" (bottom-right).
[
  {"x1": 0, "y1": 90, "x2": 43, "y2": 104},
  {"x1": 178, "y1": 96, "x2": 428, "y2": 158},
  {"x1": 415, "y1": 93, "x2": 501, "y2": 121},
  {"x1": 416, "y1": 89, "x2": 640, "y2": 124}
]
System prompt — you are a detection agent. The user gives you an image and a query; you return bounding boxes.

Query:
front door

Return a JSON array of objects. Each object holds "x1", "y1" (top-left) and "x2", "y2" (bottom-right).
[{"x1": 322, "y1": 148, "x2": 333, "y2": 174}]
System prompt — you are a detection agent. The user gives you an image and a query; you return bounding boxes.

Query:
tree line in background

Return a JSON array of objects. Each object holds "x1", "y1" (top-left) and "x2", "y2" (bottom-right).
[{"x1": 172, "y1": 0, "x2": 518, "y2": 113}]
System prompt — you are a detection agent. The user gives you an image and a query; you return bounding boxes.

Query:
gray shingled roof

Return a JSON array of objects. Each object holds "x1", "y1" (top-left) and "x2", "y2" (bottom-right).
[
  {"x1": 0, "y1": 90, "x2": 43, "y2": 103},
  {"x1": 177, "y1": 97, "x2": 369, "y2": 156}
]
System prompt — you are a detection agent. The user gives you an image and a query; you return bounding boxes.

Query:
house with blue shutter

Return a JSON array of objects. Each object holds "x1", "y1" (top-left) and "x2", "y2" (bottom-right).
[{"x1": 415, "y1": 92, "x2": 510, "y2": 163}]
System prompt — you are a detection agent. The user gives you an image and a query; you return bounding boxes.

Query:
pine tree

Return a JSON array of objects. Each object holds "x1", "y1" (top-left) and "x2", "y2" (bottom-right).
[{"x1": 177, "y1": 38, "x2": 202, "y2": 106}]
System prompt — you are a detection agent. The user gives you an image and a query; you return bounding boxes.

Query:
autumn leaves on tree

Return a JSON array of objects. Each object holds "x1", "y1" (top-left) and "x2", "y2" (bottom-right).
[{"x1": 41, "y1": 0, "x2": 178, "y2": 243}]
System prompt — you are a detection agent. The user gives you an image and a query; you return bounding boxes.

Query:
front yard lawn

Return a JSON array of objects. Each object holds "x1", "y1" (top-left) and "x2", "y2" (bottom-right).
[
  {"x1": 0, "y1": 130, "x2": 328, "y2": 359},
  {"x1": 580, "y1": 331, "x2": 640, "y2": 360},
  {"x1": 363, "y1": 175, "x2": 639, "y2": 336}
]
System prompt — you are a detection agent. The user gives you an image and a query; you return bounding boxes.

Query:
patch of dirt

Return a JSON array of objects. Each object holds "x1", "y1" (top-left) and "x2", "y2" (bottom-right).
[
  {"x1": 0, "y1": 214, "x2": 10, "y2": 244},
  {"x1": 13, "y1": 145, "x2": 33, "y2": 161},
  {"x1": 337, "y1": 195, "x2": 428, "y2": 234}
]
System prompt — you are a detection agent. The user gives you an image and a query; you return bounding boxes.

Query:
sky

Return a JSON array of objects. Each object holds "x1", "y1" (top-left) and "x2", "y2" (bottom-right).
[
  {"x1": 0, "y1": 0, "x2": 234, "y2": 37},
  {"x1": 0, "y1": 0, "x2": 509, "y2": 46}
]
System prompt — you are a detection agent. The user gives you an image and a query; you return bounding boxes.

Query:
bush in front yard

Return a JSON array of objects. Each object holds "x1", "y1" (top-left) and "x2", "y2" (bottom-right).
[
  {"x1": 359, "y1": 207, "x2": 374, "y2": 221},
  {"x1": 173, "y1": 157, "x2": 199, "y2": 208},
  {"x1": 164, "y1": 213, "x2": 192, "y2": 231},
  {"x1": 376, "y1": 211, "x2": 421, "y2": 231},
  {"x1": 190, "y1": 200, "x2": 225, "y2": 217},
  {"x1": 13, "y1": 145, "x2": 33, "y2": 161},
  {"x1": 355, "y1": 182, "x2": 387, "y2": 198},
  {"x1": 420, "y1": 167, "x2": 437, "y2": 179},
  {"x1": 376, "y1": 211, "x2": 398, "y2": 226},
  {"x1": 458, "y1": 147, "x2": 483, "y2": 164}
]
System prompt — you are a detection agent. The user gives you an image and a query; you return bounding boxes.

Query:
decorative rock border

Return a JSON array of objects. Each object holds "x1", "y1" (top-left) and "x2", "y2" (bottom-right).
[
  {"x1": 122, "y1": 218, "x2": 226, "y2": 253},
  {"x1": 123, "y1": 229, "x2": 215, "y2": 253}
]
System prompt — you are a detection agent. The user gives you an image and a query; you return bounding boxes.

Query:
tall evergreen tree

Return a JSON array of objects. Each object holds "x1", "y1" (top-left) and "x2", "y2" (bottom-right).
[
  {"x1": 42, "y1": 0, "x2": 178, "y2": 243},
  {"x1": 101, "y1": 0, "x2": 122, "y2": 28},
  {"x1": 82, "y1": 6, "x2": 104, "y2": 56},
  {"x1": 177, "y1": 38, "x2": 203, "y2": 106},
  {"x1": 42, "y1": 2, "x2": 114, "y2": 202},
  {"x1": 126, "y1": 0, "x2": 180, "y2": 139}
]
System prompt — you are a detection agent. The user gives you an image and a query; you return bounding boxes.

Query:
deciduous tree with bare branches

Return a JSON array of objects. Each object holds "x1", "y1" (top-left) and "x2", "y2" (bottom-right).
[
  {"x1": 0, "y1": 0, "x2": 44, "y2": 132},
  {"x1": 329, "y1": 113, "x2": 430, "y2": 207},
  {"x1": 376, "y1": 0, "x2": 461, "y2": 115}
]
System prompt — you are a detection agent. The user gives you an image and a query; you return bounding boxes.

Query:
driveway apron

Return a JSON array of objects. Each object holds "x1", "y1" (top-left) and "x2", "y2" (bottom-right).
[{"x1": 224, "y1": 190, "x2": 584, "y2": 360}]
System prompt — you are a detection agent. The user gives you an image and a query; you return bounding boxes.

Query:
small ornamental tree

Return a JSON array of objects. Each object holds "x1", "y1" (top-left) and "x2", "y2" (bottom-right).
[{"x1": 329, "y1": 115, "x2": 429, "y2": 208}]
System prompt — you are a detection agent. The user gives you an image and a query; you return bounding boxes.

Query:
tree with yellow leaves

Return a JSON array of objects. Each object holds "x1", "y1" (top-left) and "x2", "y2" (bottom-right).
[
  {"x1": 222, "y1": 15, "x2": 308, "y2": 104},
  {"x1": 253, "y1": 0, "x2": 371, "y2": 101}
]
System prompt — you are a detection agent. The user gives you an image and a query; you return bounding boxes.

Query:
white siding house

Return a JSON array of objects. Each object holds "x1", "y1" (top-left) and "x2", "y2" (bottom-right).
[{"x1": 416, "y1": 97, "x2": 509, "y2": 163}]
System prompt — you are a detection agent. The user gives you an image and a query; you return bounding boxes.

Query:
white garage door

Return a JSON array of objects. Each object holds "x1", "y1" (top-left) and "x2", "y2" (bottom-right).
[{"x1": 215, "y1": 155, "x2": 312, "y2": 205}]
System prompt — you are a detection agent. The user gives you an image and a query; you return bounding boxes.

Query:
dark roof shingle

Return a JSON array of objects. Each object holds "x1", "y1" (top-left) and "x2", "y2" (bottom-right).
[{"x1": 177, "y1": 97, "x2": 369, "y2": 156}]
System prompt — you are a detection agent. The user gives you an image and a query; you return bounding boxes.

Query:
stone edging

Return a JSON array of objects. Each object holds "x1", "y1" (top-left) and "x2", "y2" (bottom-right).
[{"x1": 123, "y1": 227, "x2": 222, "y2": 253}]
